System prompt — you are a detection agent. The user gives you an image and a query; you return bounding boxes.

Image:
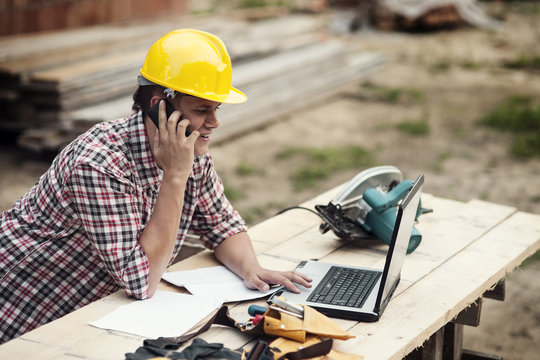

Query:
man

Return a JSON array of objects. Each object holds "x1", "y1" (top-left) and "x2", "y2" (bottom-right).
[{"x1": 0, "y1": 29, "x2": 311, "y2": 344}]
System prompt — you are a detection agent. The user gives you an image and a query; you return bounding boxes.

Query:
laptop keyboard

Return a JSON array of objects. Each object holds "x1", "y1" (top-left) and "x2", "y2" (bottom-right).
[{"x1": 307, "y1": 266, "x2": 381, "y2": 308}]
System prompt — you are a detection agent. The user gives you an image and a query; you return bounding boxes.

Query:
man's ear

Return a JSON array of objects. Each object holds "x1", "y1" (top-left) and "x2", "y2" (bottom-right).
[{"x1": 149, "y1": 95, "x2": 162, "y2": 107}]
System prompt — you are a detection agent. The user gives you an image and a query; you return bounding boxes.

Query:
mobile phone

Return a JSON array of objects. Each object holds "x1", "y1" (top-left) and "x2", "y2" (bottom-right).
[{"x1": 147, "y1": 100, "x2": 191, "y2": 136}]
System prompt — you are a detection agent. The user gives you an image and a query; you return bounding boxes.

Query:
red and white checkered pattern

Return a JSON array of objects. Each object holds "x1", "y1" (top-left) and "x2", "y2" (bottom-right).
[{"x1": 0, "y1": 111, "x2": 246, "y2": 343}]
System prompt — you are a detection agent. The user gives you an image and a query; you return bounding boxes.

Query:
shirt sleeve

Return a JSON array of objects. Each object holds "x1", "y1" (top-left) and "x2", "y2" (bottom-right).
[
  {"x1": 65, "y1": 163, "x2": 150, "y2": 299},
  {"x1": 190, "y1": 161, "x2": 247, "y2": 250}
]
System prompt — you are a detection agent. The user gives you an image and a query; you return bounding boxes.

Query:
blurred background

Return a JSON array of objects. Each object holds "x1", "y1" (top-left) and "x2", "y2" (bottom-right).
[{"x1": 1, "y1": 1, "x2": 539, "y2": 358}]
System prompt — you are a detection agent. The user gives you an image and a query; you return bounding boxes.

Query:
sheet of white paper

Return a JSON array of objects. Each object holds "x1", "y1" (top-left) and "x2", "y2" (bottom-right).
[
  {"x1": 89, "y1": 291, "x2": 221, "y2": 338},
  {"x1": 162, "y1": 265, "x2": 281, "y2": 302}
]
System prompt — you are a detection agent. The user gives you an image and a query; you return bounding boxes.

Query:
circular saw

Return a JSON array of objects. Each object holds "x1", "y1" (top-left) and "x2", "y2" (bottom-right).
[{"x1": 315, "y1": 165, "x2": 427, "y2": 254}]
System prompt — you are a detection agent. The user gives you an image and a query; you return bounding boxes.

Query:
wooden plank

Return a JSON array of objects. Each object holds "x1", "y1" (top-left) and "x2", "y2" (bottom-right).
[
  {"x1": 334, "y1": 210, "x2": 540, "y2": 360},
  {"x1": 0, "y1": 14, "x2": 324, "y2": 126},
  {"x1": 4, "y1": 13, "x2": 383, "y2": 153},
  {"x1": 0, "y1": 14, "x2": 228, "y2": 63},
  {"x1": 20, "y1": 46, "x2": 383, "y2": 144},
  {"x1": 299, "y1": 184, "x2": 349, "y2": 208},
  {"x1": 273, "y1": 196, "x2": 517, "y2": 351},
  {"x1": 404, "y1": 327, "x2": 444, "y2": 360},
  {"x1": 442, "y1": 322, "x2": 464, "y2": 360},
  {"x1": 400, "y1": 199, "x2": 516, "y2": 285},
  {"x1": 28, "y1": 39, "x2": 345, "y2": 110},
  {"x1": 1, "y1": 194, "x2": 537, "y2": 360},
  {"x1": 4, "y1": 17, "x2": 337, "y2": 148},
  {"x1": 248, "y1": 210, "x2": 324, "y2": 244},
  {"x1": 27, "y1": 49, "x2": 146, "y2": 87},
  {"x1": 13, "y1": 291, "x2": 143, "y2": 360},
  {"x1": 222, "y1": 14, "x2": 326, "y2": 61},
  {"x1": 248, "y1": 215, "x2": 319, "y2": 245},
  {"x1": 0, "y1": 36, "x2": 153, "y2": 78},
  {"x1": 2, "y1": 15, "x2": 321, "y2": 82},
  {"x1": 5, "y1": 250, "x2": 251, "y2": 360},
  {"x1": 0, "y1": 211, "x2": 334, "y2": 359},
  {"x1": 323, "y1": 241, "x2": 396, "y2": 267},
  {"x1": 453, "y1": 298, "x2": 482, "y2": 327},
  {"x1": 319, "y1": 195, "x2": 512, "y2": 277},
  {"x1": 58, "y1": 96, "x2": 133, "y2": 125},
  {"x1": 0, "y1": 339, "x2": 67, "y2": 360},
  {"x1": 265, "y1": 228, "x2": 347, "y2": 261},
  {"x1": 0, "y1": 14, "x2": 322, "y2": 78},
  {"x1": 257, "y1": 253, "x2": 302, "y2": 272},
  {"x1": 231, "y1": 40, "x2": 347, "y2": 87},
  {"x1": 16, "y1": 42, "x2": 380, "y2": 143},
  {"x1": 482, "y1": 279, "x2": 505, "y2": 301},
  {"x1": 167, "y1": 250, "x2": 220, "y2": 272},
  {"x1": 215, "y1": 51, "x2": 386, "y2": 144}
]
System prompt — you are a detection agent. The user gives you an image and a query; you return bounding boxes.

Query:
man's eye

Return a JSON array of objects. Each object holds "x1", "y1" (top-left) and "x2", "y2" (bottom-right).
[{"x1": 196, "y1": 107, "x2": 220, "y2": 114}]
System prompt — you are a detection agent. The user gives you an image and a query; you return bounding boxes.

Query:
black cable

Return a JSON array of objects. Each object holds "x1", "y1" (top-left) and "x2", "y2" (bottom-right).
[{"x1": 275, "y1": 206, "x2": 325, "y2": 220}]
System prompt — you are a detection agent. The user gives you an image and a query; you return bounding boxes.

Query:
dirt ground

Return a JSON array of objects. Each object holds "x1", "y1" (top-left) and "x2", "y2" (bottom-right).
[{"x1": 1, "y1": 2, "x2": 539, "y2": 359}]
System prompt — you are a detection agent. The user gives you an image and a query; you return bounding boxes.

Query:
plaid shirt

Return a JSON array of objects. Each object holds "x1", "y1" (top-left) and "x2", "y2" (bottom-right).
[{"x1": 0, "y1": 111, "x2": 246, "y2": 343}]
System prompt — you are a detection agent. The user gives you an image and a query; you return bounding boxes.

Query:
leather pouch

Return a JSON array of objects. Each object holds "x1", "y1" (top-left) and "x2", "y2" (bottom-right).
[
  {"x1": 144, "y1": 305, "x2": 353, "y2": 351},
  {"x1": 270, "y1": 335, "x2": 363, "y2": 360},
  {"x1": 262, "y1": 306, "x2": 354, "y2": 343}
]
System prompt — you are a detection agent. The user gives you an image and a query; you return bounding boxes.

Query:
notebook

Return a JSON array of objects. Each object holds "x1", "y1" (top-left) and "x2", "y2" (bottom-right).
[{"x1": 271, "y1": 173, "x2": 424, "y2": 322}]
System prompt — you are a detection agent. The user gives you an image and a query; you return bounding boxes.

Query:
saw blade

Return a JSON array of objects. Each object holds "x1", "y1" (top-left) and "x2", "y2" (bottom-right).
[
  {"x1": 315, "y1": 166, "x2": 404, "y2": 241},
  {"x1": 331, "y1": 165, "x2": 403, "y2": 209}
]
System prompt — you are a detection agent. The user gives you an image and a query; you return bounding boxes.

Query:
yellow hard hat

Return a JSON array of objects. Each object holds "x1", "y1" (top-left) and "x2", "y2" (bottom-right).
[{"x1": 140, "y1": 29, "x2": 247, "y2": 104}]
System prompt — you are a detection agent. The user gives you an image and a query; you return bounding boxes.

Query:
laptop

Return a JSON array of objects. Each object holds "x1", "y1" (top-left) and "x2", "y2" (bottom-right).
[{"x1": 271, "y1": 174, "x2": 424, "y2": 322}]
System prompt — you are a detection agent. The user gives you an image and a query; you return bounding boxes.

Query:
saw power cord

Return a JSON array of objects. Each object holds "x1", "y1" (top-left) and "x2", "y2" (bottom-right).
[{"x1": 275, "y1": 206, "x2": 326, "y2": 220}]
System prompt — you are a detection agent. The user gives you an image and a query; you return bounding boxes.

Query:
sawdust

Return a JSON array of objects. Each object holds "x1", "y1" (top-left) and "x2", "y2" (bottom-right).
[{"x1": 0, "y1": 2, "x2": 539, "y2": 358}]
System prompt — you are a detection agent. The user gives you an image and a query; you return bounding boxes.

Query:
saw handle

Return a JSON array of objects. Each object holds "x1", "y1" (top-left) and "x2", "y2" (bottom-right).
[
  {"x1": 363, "y1": 180, "x2": 414, "y2": 213},
  {"x1": 362, "y1": 179, "x2": 424, "y2": 254}
]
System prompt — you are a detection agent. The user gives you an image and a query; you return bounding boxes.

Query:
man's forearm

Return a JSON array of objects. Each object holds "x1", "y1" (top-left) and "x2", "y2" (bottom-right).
[
  {"x1": 214, "y1": 231, "x2": 312, "y2": 294},
  {"x1": 139, "y1": 174, "x2": 186, "y2": 296},
  {"x1": 214, "y1": 231, "x2": 260, "y2": 280}
]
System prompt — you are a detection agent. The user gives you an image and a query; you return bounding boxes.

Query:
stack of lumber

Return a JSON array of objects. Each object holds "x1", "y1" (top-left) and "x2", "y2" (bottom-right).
[
  {"x1": 330, "y1": 0, "x2": 501, "y2": 32},
  {"x1": 375, "y1": 0, "x2": 502, "y2": 31},
  {"x1": 216, "y1": 42, "x2": 385, "y2": 143},
  {"x1": 0, "y1": 13, "x2": 386, "y2": 152}
]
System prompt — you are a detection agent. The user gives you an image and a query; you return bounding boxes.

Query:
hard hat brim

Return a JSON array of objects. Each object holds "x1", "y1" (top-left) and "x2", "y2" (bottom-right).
[{"x1": 225, "y1": 87, "x2": 248, "y2": 104}]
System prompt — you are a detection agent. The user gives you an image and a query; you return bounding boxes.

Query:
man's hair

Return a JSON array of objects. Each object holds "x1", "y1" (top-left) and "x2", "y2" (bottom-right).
[
  {"x1": 132, "y1": 86, "x2": 187, "y2": 115},
  {"x1": 132, "y1": 85, "x2": 165, "y2": 114}
]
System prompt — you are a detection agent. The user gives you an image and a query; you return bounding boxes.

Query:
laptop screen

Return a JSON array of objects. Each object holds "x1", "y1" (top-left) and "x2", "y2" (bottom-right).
[{"x1": 377, "y1": 174, "x2": 424, "y2": 309}]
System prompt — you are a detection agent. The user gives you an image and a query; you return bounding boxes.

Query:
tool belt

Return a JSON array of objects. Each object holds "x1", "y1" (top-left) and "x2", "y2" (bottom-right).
[
  {"x1": 125, "y1": 305, "x2": 361, "y2": 360},
  {"x1": 259, "y1": 305, "x2": 354, "y2": 342}
]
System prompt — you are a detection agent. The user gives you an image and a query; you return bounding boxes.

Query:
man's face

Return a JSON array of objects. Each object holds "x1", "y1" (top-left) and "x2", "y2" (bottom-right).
[{"x1": 172, "y1": 95, "x2": 221, "y2": 156}]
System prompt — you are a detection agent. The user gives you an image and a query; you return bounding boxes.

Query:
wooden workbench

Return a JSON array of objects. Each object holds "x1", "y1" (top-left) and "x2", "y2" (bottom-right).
[{"x1": 1, "y1": 186, "x2": 539, "y2": 360}]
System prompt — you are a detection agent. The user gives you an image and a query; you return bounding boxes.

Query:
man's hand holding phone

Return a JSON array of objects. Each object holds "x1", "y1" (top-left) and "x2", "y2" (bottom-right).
[
  {"x1": 147, "y1": 99, "x2": 192, "y2": 137},
  {"x1": 149, "y1": 100, "x2": 198, "y2": 182}
]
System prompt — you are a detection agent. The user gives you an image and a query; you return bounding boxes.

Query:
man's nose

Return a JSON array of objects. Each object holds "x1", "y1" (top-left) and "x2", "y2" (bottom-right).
[{"x1": 206, "y1": 111, "x2": 219, "y2": 128}]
